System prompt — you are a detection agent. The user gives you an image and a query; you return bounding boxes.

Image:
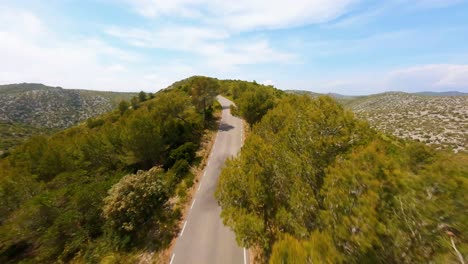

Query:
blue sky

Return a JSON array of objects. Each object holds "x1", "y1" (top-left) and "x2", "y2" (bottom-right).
[{"x1": 1, "y1": 0, "x2": 468, "y2": 94}]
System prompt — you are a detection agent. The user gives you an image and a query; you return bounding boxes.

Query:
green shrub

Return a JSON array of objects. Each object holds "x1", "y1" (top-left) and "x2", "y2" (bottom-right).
[
  {"x1": 87, "y1": 118, "x2": 105, "y2": 129},
  {"x1": 230, "y1": 105, "x2": 239, "y2": 116},
  {"x1": 170, "y1": 159, "x2": 190, "y2": 181},
  {"x1": 102, "y1": 169, "x2": 168, "y2": 246},
  {"x1": 166, "y1": 142, "x2": 197, "y2": 168}
]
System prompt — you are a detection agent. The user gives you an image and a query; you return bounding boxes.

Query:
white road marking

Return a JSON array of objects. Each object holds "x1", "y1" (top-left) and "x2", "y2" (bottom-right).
[
  {"x1": 170, "y1": 254, "x2": 175, "y2": 264},
  {"x1": 198, "y1": 181, "x2": 202, "y2": 191},
  {"x1": 180, "y1": 221, "x2": 187, "y2": 236},
  {"x1": 244, "y1": 248, "x2": 247, "y2": 264},
  {"x1": 191, "y1": 199, "x2": 196, "y2": 209}
]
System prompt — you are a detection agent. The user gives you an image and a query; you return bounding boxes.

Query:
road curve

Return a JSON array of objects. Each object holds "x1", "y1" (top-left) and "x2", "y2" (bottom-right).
[{"x1": 170, "y1": 96, "x2": 247, "y2": 264}]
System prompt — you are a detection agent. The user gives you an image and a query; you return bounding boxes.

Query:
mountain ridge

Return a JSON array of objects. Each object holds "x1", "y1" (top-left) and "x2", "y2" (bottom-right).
[{"x1": 286, "y1": 89, "x2": 467, "y2": 98}]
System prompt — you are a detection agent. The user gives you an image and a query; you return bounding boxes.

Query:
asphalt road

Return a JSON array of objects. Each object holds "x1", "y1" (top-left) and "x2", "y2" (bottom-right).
[{"x1": 170, "y1": 96, "x2": 247, "y2": 264}]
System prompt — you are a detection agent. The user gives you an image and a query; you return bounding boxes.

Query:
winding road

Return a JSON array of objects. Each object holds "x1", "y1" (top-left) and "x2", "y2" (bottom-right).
[{"x1": 170, "y1": 96, "x2": 248, "y2": 264}]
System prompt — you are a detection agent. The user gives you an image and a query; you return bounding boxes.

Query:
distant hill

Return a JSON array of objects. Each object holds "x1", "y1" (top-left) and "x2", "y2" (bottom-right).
[
  {"x1": 0, "y1": 83, "x2": 136, "y2": 128},
  {"x1": 413, "y1": 91, "x2": 468, "y2": 96},
  {"x1": 286, "y1": 89, "x2": 467, "y2": 98},
  {"x1": 345, "y1": 92, "x2": 467, "y2": 152},
  {"x1": 285, "y1": 90, "x2": 322, "y2": 96},
  {"x1": 286, "y1": 90, "x2": 352, "y2": 98},
  {"x1": 286, "y1": 89, "x2": 467, "y2": 152}
]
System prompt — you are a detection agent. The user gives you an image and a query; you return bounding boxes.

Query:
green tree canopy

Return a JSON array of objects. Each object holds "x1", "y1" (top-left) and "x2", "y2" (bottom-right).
[
  {"x1": 118, "y1": 100, "x2": 129, "y2": 115},
  {"x1": 217, "y1": 94, "x2": 468, "y2": 263}
]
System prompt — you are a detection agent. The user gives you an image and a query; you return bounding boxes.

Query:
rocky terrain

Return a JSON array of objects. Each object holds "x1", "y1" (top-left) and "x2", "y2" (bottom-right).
[
  {"x1": 0, "y1": 83, "x2": 136, "y2": 128},
  {"x1": 345, "y1": 92, "x2": 468, "y2": 153}
]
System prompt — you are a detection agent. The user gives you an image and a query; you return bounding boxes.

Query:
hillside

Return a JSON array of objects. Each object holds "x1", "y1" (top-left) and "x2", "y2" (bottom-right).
[
  {"x1": 0, "y1": 83, "x2": 136, "y2": 128},
  {"x1": 0, "y1": 83, "x2": 136, "y2": 154},
  {"x1": 346, "y1": 92, "x2": 468, "y2": 152},
  {"x1": 0, "y1": 122, "x2": 56, "y2": 157},
  {"x1": 415, "y1": 91, "x2": 468, "y2": 96},
  {"x1": 288, "y1": 90, "x2": 468, "y2": 152}
]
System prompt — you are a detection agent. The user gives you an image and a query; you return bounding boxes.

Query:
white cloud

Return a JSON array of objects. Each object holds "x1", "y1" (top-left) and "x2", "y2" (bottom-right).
[
  {"x1": 106, "y1": 25, "x2": 296, "y2": 70},
  {"x1": 261, "y1": 80, "x2": 275, "y2": 86},
  {"x1": 126, "y1": 0, "x2": 359, "y2": 31},
  {"x1": 303, "y1": 64, "x2": 468, "y2": 94},
  {"x1": 0, "y1": 8, "x2": 191, "y2": 92},
  {"x1": 327, "y1": 0, "x2": 465, "y2": 29},
  {"x1": 386, "y1": 64, "x2": 468, "y2": 91},
  {"x1": 0, "y1": 8, "x2": 45, "y2": 37},
  {"x1": 128, "y1": 0, "x2": 206, "y2": 19},
  {"x1": 106, "y1": 25, "x2": 228, "y2": 51}
]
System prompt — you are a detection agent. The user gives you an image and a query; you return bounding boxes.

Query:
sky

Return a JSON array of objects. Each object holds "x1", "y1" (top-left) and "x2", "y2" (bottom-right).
[{"x1": 1, "y1": 0, "x2": 468, "y2": 95}]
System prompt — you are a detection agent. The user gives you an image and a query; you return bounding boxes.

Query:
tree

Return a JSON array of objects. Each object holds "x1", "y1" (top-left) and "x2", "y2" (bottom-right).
[
  {"x1": 138, "y1": 91, "x2": 147, "y2": 102},
  {"x1": 217, "y1": 95, "x2": 381, "y2": 260},
  {"x1": 190, "y1": 77, "x2": 219, "y2": 119},
  {"x1": 130, "y1": 96, "x2": 139, "y2": 110},
  {"x1": 320, "y1": 140, "x2": 393, "y2": 261},
  {"x1": 231, "y1": 82, "x2": 248, "y2": 100},
  {"x1": 219, "y1": 90, "x2": 467, "y2": 262},
  {"x1": 118, "y1": 100, "x2": 129, "y2": 115},
  {"x1": 125, "y1": 109, "x2": 163, "y2": 168},
  {"x1": 238, "y1": 87, "x2": 276, "y2": 127}
]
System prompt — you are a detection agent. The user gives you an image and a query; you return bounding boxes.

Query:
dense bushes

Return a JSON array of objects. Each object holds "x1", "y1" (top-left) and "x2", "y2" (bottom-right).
[{"x1": 217, "y1": 94, "x2": 468, "y2": 263}]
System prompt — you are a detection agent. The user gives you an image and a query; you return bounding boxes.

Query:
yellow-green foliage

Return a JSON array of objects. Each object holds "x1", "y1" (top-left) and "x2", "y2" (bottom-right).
[
  {"x1": 217, "y1": 94, "x2": 468, "y2": 263},
  {"x1": 270, "y1": 232, "x2": 342, "y2": 264},
  {"x1": 0, "y1": 122, "x2": 54, "y2": 155},
  {"x1": 270, "y1": 235, "x2": 308, "y2": 264}
]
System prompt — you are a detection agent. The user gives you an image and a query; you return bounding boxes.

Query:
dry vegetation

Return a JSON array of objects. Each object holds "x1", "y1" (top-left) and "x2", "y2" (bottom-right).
[{"x1": 346, "y1": 92, "x2": 468, "y2": 152}]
